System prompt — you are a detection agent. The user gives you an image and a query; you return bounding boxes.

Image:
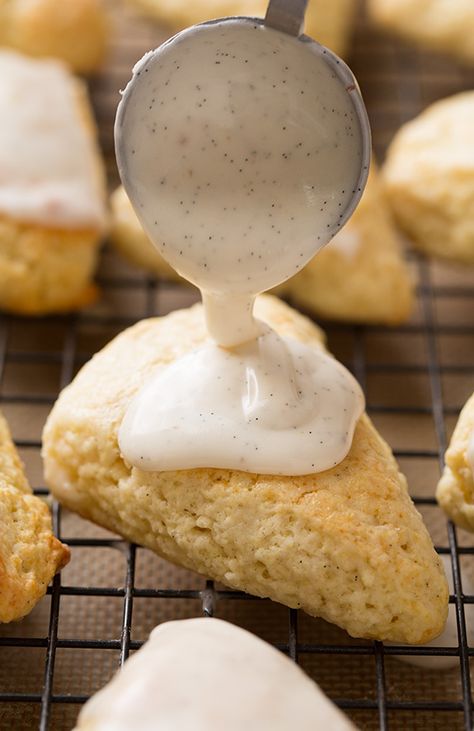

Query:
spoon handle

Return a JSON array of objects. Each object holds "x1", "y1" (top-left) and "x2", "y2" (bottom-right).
[{"x1": 264, "y1": 0, "x2": 308, "y2": 36}]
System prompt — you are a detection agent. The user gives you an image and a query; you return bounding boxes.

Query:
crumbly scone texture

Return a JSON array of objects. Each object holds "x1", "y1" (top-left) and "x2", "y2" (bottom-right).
[
  {"x1": 43, "y1": 295, "x2": 448, "y2": 643},
  {"x1": 126, "y1": 0, "x2": 357, "y2": 57},
  {"x1": 287, "y1": 166, "x2": 414, "y2": 324},
  {"x1": 0, "y1": 412, "x2": 70, "y2": 623},
  {"x1": 0, "y1": 0, "x2": 108, "y2": 74},
  {"x1": 367, "y1": 0, "x2": 474, "y2": 65},
  {"x1": 0, "y1": 76, "x2": 105, "y2": 315},
  {"x1": 383, "y1": 92, "x2": 474, "y2": 264},
  {"x1": 437, "y1": 393, "x2": 474, "y2": 532},
  {"x1": 110, "y1": 166, "x2": 413, "y2": 325},
  {"x1": 0, "y1": 217, "x2": 99, "y2": 315}
]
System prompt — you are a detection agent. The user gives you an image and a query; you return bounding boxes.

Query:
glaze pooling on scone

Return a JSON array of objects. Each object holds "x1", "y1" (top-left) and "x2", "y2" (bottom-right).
[
  {"x1": 116, "y1": 18, "x2": 367, "y2": 475},
  {"x1": 0, "y1": 51, "x2": 106, "y2": 230},
  {"x1": 120, "y1": 324, "x2": 363, "y2": 474}
]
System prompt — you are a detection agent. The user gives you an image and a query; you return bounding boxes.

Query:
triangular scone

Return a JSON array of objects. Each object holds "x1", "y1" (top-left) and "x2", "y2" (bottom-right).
[
  {"x1": 42, "y1": 295, "x2": 448, "y2": 643},
  {"x1": 73, "y1": 618, "x2": 357, "y2": 731},
  {"x1": 437, "y1": 393, "x2": 474, "y2": 532},
  {"x1": 110, "y1": 166, "x2": 414, "y2": 325},
  {"x1": 383, "y1": 92, "x2": 474, "y2": 264},
  {"x1": 0, "y1": 51, "x2": 107, "y2": 315},
  {"x1": 367, "y1": 0, "x2": 474, "y2": 66},
  {"x1": 126, "y1": 0, "x2": 357, "y2": 58},
  {"x1": 0, "y1": 411, "x2": 69, "y2": 622},
  {"x1": 0, "y1": 0, "x2": 107, "y2": 74},
  {"x1": 286, "y1": 167, "x2": 414, "y2": 324}
]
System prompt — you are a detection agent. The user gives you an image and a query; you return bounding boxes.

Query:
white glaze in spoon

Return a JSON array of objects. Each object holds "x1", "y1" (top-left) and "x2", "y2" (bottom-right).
[
  {"x1": 115, "y1": 14, "x2": 370, "y2": 475},
  {"x1": 73, "y1": 618, "x2": 358, "y2": 731}
]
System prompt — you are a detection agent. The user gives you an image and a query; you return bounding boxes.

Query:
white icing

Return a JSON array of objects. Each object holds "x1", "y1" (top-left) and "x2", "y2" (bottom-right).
[
  {"x1": 0, "y1": 50, "x2": 105, "y2": 229},
  {"x1": 120, "y1": 325, "x2": 363, "y2": 475},
  {"x1": 392, "y1": 555, "x2": 474, "y2": 670},
  {"x1": 115, "y1": 19, "x2": 368, "y2": 475},
  {"x1": 330, "y1": 226, "x2": 361, "y2": 259},
  {"x1": 73, "y1": 618, "x2": 357, "y2": 731}
]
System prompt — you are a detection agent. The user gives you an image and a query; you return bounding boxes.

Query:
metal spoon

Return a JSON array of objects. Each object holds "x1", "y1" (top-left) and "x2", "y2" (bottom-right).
[{"x1": 115, "y1": 0, "x2": 371, "y2": 305}]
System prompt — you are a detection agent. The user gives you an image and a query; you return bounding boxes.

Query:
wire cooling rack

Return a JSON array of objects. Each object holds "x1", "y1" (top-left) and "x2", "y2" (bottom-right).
[{"x1": 1, "y1": 3, "x2": 474, "y2": 731}]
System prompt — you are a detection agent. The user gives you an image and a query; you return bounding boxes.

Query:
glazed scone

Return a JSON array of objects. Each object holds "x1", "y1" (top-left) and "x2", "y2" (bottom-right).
[
  {"x1": 73, "y1": 618, "x2": 357, "y2": 731},
  {"x1": 43, "y1": 295, "x2": 448, "y2": 643},
  {"x1": 111, "y1": 166, "x2": 414, "y2": 325},
  {"x1": 383, "y1": 92, "x2": 474, "y2": 264},
  {"x1": 0, "y1": 412, "x2": 69, "y2": 623},
  {"x1": 437, "y1": 393, "x2": 474, "y2": 532},
  {"x1": 287, "y1": 167, "x2": 414, "y2": 324},
  {"x1": 126, "y1": 0, "x2": 357, "y2": 58},
  {"x1": 0, "y1": 51, "x2": 107, "y2": 314},
  {"x1": 367, "y1": 0, "x2": 474, "y2": 65},
  {"x1": 0, "y1": 0, "x2": 108, "y2": 74}
]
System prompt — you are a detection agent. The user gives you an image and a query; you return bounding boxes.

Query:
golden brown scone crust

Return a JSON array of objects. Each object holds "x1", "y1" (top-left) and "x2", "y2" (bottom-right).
[
  {"x1": 0, "y1": 74, "x2": 106, "y2": 315},
  {"x1": 110, "y1": 166, "x2": 414, "y2": 325},
  {"x1": 367, "y1": 0, "x2": 474, "y2": 65},
  {"x1": 0, "y1": 412, "x2": 69, "y2": 623},
  {"x1": 126, "y1": 0, "x2": 357, "y2": 57},
  {"x1": 0, "y1": 217, "x2": 99, "y2": 315},
  {"x1": 43, "y1": 295, "x2": 448, "y2": 643},
  {"x1": 0, "y1": 0, "x2": 108, "y2": 74},
  {"x1": 287, "y1": 167, "x2": 414, "y2": 325},
  {"x1": 437, "y1": 393, "x2": 474, "y2": 532},
  {"x1": 383, "y1": 92, "x2": 474, "y2": 264}
]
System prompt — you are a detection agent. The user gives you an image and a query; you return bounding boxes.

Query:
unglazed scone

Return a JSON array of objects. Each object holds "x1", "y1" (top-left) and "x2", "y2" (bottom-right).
[
  {"x1": 383, "y1": 92, "x2": 474, "y2": 264},
  {"x1": 287, "y1": 167, "x2": 414, "y2": 324},
  {"x1": 0, "y1": 412, "x2": 69, "y2": 623},
  {"x1": 126, "y1": 0, "x2": 357, "y2": 58},
  {"x1": 74, "y1": 618, "x2": 357, "y2": 731},
  {"x1": 43, "y1": 295, "x2": 448, "y2": 643},
  {"x1": 0, "y1": 0, "x2": 108, "y2": 74},
  {"x1": 0, "y1": 51, "x2": 107, "y2": 314},
  {"x1": 367, "y1": 0, "x2": 474, "y2": 65},
  {"x1": 111, "y1": 166, "x2": 414, "y2": 325},
  {"x1": 437, "y1": 393, "x2": 474, "y2": 532}
]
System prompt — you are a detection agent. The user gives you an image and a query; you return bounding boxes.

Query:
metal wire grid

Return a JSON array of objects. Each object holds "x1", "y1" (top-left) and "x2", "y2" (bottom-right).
[{"x1": 0, "y1": 7, "x2": 473, "y2": 731}]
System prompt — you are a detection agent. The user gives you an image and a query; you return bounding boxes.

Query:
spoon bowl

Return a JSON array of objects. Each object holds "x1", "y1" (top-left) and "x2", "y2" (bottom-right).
[{"x1": 115, "y1": 4, "x2": 371, "y2": 296}]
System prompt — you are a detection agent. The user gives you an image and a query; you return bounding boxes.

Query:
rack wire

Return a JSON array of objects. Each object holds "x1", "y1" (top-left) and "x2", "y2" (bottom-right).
[{"x1": 0, "y1": 4, "x2": 473, "y2": 730}]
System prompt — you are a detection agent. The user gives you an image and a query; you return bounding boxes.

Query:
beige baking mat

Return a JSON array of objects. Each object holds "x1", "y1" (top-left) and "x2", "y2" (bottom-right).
[{"x1": 1, "y1": 2, "x2": 474, "y2": 730}]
